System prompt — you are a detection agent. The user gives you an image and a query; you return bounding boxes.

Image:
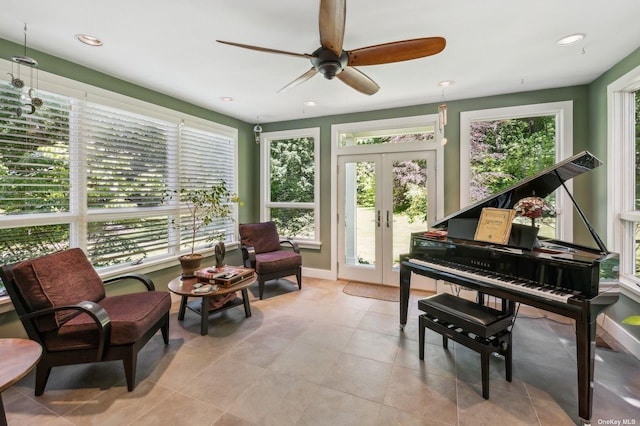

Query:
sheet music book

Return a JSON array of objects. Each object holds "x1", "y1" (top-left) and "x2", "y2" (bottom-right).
[{"x1": 474, "y1": 207, "x2": 516, "y2": 245}]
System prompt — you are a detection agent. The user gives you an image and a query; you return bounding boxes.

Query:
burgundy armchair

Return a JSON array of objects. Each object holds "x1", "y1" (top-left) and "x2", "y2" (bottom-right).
[
  {"x1": 239, "y1": 221, "x2": 302, "y2": 299},
  {"x1": 0, "y1": 248, "x2": 171, "y2": 395}
]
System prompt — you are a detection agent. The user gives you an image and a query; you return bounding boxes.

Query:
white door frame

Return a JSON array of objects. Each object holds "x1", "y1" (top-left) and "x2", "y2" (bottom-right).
[
  {"x1": 337, "y1": 151, "x2": 436, "y2": 285},
  {"x1": 330, "y1": 115, "x2": 444, "y2": 283}
]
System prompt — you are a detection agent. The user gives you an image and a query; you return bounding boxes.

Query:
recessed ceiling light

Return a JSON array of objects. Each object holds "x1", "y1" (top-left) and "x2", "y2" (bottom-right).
[
  {"x1": 75, "y1": 34, "x2": 103, "y2": 46},
  {"x1": 438, "y1": 80, "x2": 455, "y2": 87},
  {"x1": 220, "y1": 97, "x2": 233, "y2": 102},
  {"x1": 557, "y1": 33, "x2": 585, "y2": 46},
  {"x1": 303, "y1": 101, "x2": 317, "y2": 107}
]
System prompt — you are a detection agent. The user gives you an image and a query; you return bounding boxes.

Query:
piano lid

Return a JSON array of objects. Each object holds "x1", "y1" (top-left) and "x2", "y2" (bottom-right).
[{"x1": 432, "y1": 151, "x2": 605, "y2": 251}]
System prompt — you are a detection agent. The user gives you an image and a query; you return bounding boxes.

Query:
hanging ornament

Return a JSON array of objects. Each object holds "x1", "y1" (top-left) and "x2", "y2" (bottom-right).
[{"x1": 438, "y1": 103, "x2": 447, "y2": 145}]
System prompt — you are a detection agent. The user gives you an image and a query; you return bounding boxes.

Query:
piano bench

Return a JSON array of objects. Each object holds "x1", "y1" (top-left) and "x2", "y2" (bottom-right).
[{"x1": 418, "y1": 293, "x2": 513, "y2": 399}]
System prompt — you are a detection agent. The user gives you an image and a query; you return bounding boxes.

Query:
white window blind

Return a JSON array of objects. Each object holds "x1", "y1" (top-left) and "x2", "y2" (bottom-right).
[{"x1": 177, "y1": 125, "x2": 236, "y2": 248}]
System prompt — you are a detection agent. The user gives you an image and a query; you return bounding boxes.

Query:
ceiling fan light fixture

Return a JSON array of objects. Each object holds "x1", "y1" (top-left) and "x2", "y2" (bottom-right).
[
  {"x1": 75, "y1": 34, "x2": 103, "y2": 46},
  {"x1": 557, "y1": 33, "x2": 585, "y2": 46},
  {"x1": 316, "y1": 61, "x2": 343, "y2": 79},
  {"x1": 438, "y1": 80, "x2": 454, "y2": 87}
]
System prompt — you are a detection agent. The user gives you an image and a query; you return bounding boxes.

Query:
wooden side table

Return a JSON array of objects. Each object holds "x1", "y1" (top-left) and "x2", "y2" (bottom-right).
[
  {"x1": 0, "y1": 339, "x2": 42, "y2": 425},
  {"x1": 168, "y1": 274, "x2": 255, "y2": 336}
]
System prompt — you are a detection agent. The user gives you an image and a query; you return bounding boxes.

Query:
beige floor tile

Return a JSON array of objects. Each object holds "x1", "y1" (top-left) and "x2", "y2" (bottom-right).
[
  {"x1": 61, "y1": 380, "x2": 174, "y2": 425},
  {"x1": 179, "y1": 357, "x2": 267, "y2": 409},
  {"x1": 296, "y1": 386, "x2": 381, "y2": 426},
  {"x1": 321, "y1": 352, "x2": 392, "y2": 402},
  {"x1": 268, "y1": 339, "x2": 342, "y2": 384},
  {"x1": 129, "y1": 393, "x2": 224, "y2": 425},
  {"x1": 375, "y1": 405, "x2": 452, "y2": 425},
  {"x1": 297, "y1": 322, "x2": 356, "y2": 351},
  {"x1": 384, "y1": 365, "x2": 458, "y2": 424},
  {"x1": 345, "y1": 329, "x2": 400, "y2": 364},
  {"x1": 456, "y1": 381, "x2": 539, "y2": 426},
  {"x1": 228, "y1": 370, "x2": 319, "y2": 426}
]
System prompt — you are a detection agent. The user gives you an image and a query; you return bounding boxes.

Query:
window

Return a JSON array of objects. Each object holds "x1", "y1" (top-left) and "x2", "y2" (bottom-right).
[
  {"x1": 460, "y1": 102, "x2": 573, "y2": 240},
  {"x1": 261, "y1": 128, "x2": 320, "y2": 246},
  {"x1": 608, "y1": 65, "x2": 640, "y2": 299},
  {"x1": 0, "y1": 64, "x2": 238, "y2": 281}
]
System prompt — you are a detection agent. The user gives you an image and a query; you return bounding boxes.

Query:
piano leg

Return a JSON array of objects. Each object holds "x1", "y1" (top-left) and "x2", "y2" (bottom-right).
[
  {"x1": 575, "y1": 312, "x2": 597, "y2": 426},
  {"x1": 399, "y1": 265, "x2": 411, "y2": 330}
]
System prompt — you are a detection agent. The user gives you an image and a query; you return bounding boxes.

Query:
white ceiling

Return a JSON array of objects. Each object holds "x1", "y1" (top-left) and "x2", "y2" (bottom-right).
[{"x1": 2, "y1": 0, "x2": 640, "y2": 124}]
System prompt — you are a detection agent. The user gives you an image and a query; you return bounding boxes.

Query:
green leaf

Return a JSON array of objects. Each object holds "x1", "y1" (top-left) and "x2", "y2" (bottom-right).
[{"x1": 622, "y1": 315, "x2": 640, "y2": 326}]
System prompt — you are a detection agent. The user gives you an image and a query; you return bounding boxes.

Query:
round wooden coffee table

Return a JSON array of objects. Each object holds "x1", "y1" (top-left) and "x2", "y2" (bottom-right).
[
  {"x1": 0, "y1": 338, "x2": 42, "y2": 424},
  {"x1": 168, "y1": 273, "x2": 255, "y2": 336}
]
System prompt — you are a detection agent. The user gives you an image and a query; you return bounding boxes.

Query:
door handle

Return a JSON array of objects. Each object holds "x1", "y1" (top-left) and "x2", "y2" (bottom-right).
[
  {"x1": 386, "y1": 210, "x2": 390, "y2": 228},
  {"x1": 376, "y1": 210, "x2": 381, "y2": 227}
]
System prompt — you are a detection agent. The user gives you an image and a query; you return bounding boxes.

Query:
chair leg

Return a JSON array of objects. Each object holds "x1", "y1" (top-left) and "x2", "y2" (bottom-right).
[
  {"x1": 123, "y1": 351, "x2": 137, "y2": 392},
  {"x1": 161, "y1": 313, "x2": 169, "y2": 345},
  {"x1": 34, "y1": 363, "x2": 51, "y2": 396},
  {"x1": 296, "y1": 269, "x2": 302, "y2": 290}
]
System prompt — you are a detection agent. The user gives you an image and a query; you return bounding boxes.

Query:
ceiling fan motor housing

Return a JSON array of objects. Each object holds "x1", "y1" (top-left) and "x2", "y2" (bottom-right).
[{"x1": 311, "y1": 48, "x2": 348, "y2": 79}]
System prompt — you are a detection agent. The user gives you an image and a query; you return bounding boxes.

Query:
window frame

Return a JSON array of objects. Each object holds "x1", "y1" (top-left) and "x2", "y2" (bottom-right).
[
  {"x1": 0, "y1": 58, "x2": 239, "y2": 280},
  {"x1": 460, "y1": 101, "x2": 574, "y2": 241},
  {"x1": 607, "y1": 64, "x2": 640, "y2": 302},
  {"x1": 260, "y1": 127, "x2": 321, "y2": 248}
]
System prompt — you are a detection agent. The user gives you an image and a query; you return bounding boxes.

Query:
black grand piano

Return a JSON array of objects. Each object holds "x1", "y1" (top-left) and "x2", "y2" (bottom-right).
[{"x1": 399, "y1": 151, "x2": 619, "y2": 426}]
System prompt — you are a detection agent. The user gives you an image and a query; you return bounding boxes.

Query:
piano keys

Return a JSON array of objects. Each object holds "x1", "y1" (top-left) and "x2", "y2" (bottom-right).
[{"x1": 399, "y1": 151, "x2": 619, "y2": 426}]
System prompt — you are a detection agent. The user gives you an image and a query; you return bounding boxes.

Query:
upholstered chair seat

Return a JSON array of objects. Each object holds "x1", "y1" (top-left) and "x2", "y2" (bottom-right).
[{"x1": 239, "y1": 221, "x2": 302, "y2": 299}]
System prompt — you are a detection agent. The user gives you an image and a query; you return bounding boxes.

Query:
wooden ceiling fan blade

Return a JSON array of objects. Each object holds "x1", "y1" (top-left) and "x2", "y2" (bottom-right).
[
  {"x1": 319, "y1": 0, "x2": 346, "y2": 57},
  {"x1": 347, "y1": 37, "x2": 446, "y2": 66},
  {"x1": 336, "y1": 67, "x2": 380, "y2": 95},
  {"x1": 277, "y1": 68, "x2": 319, "y2": 93},
  {"x1": 217, "y1": 40, "x2": 315, "y2": 59}
]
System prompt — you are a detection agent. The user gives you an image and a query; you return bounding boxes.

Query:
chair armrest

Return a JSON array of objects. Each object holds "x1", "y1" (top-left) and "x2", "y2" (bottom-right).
[
  {"x1": 21, "y1": 301, "x2": 111, "y2": 361},
  {"x1": 280, "y1": 239, "x2": 300, "y2": 253},
  {"x1": 240, "y1": 245, "x2": 257, "y2": 268},
  {"x1": 103, "y1": 273, "x2": 156, "y2": 291}
]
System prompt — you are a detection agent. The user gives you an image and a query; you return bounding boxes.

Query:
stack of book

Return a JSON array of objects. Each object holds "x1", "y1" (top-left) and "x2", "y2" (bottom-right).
[{"x1": 195, "y1": 266, "x2": 254, "y2": 287}]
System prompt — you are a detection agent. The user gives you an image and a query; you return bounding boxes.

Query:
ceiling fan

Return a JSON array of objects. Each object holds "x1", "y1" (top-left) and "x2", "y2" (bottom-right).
[{"x1": 217, "y1": 0, "x2": 446, "y2": 95}]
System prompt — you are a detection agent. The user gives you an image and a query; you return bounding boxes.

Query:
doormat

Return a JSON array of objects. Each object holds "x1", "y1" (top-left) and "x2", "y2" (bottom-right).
[
  {"x1": 343, "y1": 282, "x2": 436, "y2": 302},
  {"x1": 343, "y1": 282, "x2": 400, "y2": 301}
]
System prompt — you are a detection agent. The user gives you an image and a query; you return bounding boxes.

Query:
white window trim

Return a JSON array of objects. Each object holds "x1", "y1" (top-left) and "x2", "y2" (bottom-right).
[
  {"x1": 260, "y1": 127, "x2": 321, "y2": 248},
  {"x1": 460, "y1": 101, "x2": 573, "y2": 241},
  {"x1": 607, "y1": 64, "x2": 640, "y2": 302}
]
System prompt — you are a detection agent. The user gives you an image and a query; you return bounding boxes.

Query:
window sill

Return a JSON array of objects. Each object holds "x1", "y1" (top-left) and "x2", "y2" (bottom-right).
[{"x1": 619, "y1": 276, "x2": 640, "y2": 304}]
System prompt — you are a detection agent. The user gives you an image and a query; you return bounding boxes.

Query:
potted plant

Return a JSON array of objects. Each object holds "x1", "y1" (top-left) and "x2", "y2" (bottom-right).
[{"x1": 167, "y1": 181, "x2": 238, "y2": 277}]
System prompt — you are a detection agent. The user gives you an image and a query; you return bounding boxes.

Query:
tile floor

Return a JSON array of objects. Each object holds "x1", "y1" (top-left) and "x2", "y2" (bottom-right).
[{"x1": 3, "y1": 277, "x2": 640, "y2": 425}]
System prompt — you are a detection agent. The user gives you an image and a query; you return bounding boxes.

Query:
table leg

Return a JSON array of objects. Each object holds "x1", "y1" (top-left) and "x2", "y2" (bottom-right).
[
  {"x1": 178, "y1": 296, "x2": 187, "y2": 321},
  {"x1": 241, "y1": 289, "x2": 252, "y2": 317},
  {"x1": 200, "y1": 295, "x2": 210, "y2": 336}
]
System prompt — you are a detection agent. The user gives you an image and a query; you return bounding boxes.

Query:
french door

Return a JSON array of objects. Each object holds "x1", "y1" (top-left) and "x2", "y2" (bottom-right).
[{"x1": 337, "y1": 151, "x2": 436, "y2": 286}]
